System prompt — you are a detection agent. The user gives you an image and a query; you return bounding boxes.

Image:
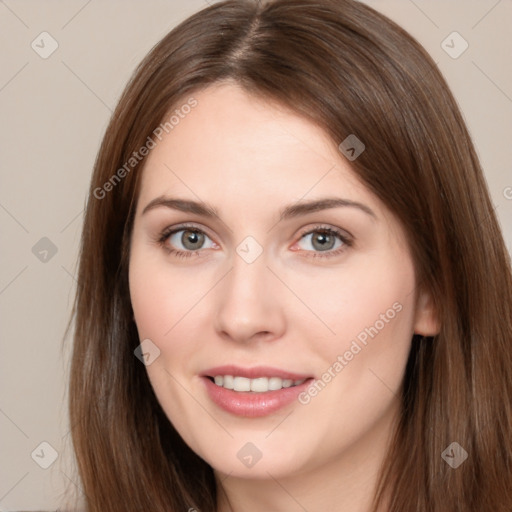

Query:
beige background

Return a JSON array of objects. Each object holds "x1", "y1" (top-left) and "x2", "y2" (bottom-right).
[{"x1": 0, "y1": 0, "x2": 511, "y2": 510}]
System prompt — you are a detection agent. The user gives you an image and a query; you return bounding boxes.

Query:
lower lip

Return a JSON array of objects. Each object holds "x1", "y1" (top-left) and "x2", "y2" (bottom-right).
[{"x1": 202, "y1": 377, "x2": 313, "y2": 417}]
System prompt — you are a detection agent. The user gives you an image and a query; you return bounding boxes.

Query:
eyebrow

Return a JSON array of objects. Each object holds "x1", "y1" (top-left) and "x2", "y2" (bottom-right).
[{"x1": 141, "y1": 196, "x2": 376, "y2": 220}]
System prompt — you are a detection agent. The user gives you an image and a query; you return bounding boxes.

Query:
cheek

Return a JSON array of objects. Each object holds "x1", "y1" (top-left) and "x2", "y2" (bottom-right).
[
  {"x1": 129, "y1": 254, "x2": 200, "y2": 423},
  {"x1": 291, "y1": 251, "x2": 416, "y2": 356},
  {"x1": 307, "y1": 256, "x2": 416, "y2": 412},
  {"x1": 128, "y1": 248, "x2": 216, "y2": 379},
  {"x1": 129, "y1": 264, "x2": 169, "y2": 341},
  {"x1": 292, "y1": 255, "x2": 417, "y2": 435},
  {"x1": 128, "y1": 246, "x2": 187, "y2": 361},
  {"x1": 292, "y1": 261, "x2": 416, "y2": 455},
  {"x1": 129, "y1": 244, "x2": 196, "y2": 337}
]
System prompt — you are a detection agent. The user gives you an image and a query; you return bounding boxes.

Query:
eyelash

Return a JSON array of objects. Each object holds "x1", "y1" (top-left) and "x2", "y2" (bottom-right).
[{"x1": 155, "y1": 223, "x2": 353, "y2": 260}]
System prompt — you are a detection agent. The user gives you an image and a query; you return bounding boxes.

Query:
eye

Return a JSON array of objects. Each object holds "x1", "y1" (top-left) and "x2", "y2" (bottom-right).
[
  {"x1": 294, "y1": 226, "x2": 352, "y2": 258},
  {"x1": 168, "y1": 229, "x2": 215, "y2": 251},
  {"x1": 157, "y1": 224, "x2": 217, "y2": 258},
  {"x1": 156, "y1": 223, "x2": 352, "y2": 260}
]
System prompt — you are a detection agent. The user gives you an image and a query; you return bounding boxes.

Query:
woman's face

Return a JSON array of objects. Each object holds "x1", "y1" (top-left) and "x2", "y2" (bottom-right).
[{"x1": 129, "y1": 82, "x2": 437, "y2": 481}]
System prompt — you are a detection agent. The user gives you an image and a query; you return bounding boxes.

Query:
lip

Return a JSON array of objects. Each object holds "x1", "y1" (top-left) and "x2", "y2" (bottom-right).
[
  {"x1": 201, "y1": 365, "x2": 312, "y2": 381},
  {"x1": 200, "y1": 365, "x2": 314, "y2": 417}
]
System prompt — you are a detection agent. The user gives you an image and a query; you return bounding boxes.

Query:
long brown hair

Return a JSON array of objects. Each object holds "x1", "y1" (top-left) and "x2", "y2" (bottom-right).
[{"x1": 67, "y1": 0, "x2": 512, "y2": 510}]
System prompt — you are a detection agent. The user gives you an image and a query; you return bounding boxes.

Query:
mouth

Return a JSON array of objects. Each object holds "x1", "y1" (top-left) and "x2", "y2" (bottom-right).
[
  {"x1": 207, "y1": 375, "x2": 307, "y2": 392},
  {"x1": 200, "y1": 365, "x2": 314, "y2": 417}
]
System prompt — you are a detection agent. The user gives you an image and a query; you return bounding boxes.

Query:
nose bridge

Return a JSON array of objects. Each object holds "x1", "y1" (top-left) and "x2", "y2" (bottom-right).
[
  {"x1": 214, "y1": 243, "x2": 284, "y2": 342},
  {"x1": 225, "y1": 246, "x2": 271, "y2": 311}
]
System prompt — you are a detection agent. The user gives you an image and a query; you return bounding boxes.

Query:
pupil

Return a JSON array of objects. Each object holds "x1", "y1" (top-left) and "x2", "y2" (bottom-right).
[
  {"x1": 313, "y1": 232, "x2": 334, "y2": 251},
  {"x1": 183, "y1": 230, "x2": 204, "y2": 250}
]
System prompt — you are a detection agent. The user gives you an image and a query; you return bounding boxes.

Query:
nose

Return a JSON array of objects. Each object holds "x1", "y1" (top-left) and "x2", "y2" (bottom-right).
[{"x1": 213, "y1": 249, "x2": 286, "y2": 345}]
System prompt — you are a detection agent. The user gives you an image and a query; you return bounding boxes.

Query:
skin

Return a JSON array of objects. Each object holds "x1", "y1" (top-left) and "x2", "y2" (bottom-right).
[{"x1": 129, "y1": 81, "x2": 439, "y2": 512}]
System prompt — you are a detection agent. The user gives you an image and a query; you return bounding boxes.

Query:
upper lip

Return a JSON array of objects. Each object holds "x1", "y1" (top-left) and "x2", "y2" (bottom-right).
[{"x1": 201, "y1": 365, "x2": 313, "y2": 380}]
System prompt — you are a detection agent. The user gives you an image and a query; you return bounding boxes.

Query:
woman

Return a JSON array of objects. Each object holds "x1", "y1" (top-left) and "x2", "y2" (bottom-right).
[{"x1": 68, "y1": 0, "x2": 512, "y2": 510}]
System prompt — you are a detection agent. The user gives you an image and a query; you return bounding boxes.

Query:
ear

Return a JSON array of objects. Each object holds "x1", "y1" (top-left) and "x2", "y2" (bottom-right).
[{"x1": 414, "y1": 288, "x2": 440, "y2": 336}]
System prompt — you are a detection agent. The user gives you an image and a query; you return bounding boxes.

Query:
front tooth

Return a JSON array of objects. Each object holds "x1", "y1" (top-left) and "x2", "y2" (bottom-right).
[
  {"x1": 223, "y1": 375, "x2": 234, "y2": 389},
  {"x1": 214, "y1": 375, "x2": 304, "y2": 391},
  {"x1": 250, "y1": 377, "x2": 269, "y2": 392},
  {"x1": 233, "y1": 376, "x2": 251, "y2": 392},
  {"x1": 268, "y1": 377, "x2": 283, "y2": 390}
]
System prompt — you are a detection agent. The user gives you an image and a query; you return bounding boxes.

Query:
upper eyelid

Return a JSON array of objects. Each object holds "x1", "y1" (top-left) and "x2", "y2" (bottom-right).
[
  {"x1": 163, "y1": 222, "x2": 213, "y2": 236},
  {"x1": 297, "y1": 224, "x2": 352, "y2": 240}
]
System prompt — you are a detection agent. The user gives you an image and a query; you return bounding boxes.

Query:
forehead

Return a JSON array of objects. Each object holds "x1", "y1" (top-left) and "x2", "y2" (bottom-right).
[{"x1": 137, "y1": 82, "x2": 371, "y2": 212}]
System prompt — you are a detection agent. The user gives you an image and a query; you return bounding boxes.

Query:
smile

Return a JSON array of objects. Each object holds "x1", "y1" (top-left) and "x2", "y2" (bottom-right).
[
  {"x1": 201, "y1": 366, "x2": 314, "y2": 417},
  {"x1": 210, "y1": 375, "x2": 307, "y2": 392}
]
